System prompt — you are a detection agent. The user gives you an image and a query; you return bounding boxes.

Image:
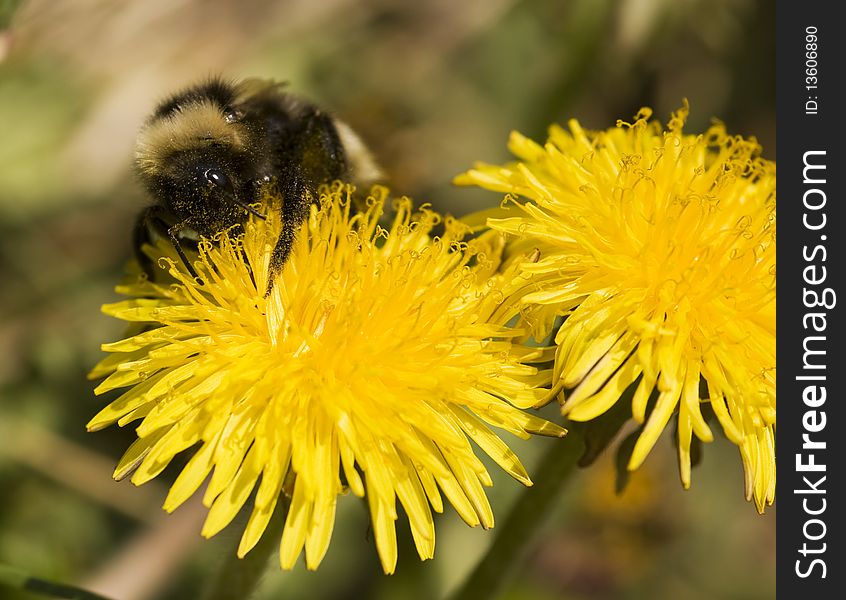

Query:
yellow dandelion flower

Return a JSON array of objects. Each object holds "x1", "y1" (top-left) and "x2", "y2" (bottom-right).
[
  {"x1": 455, "y1": 103, "x2": 776, "y2": 511},
  {"x1": 87, "y1": 185, "x2": 565, "y2": 573}
]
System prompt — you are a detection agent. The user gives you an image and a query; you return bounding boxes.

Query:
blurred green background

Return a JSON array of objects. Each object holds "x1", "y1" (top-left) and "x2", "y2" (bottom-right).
[{"x1": 0, "y1": 1, "x2": 774, "y2": 599}]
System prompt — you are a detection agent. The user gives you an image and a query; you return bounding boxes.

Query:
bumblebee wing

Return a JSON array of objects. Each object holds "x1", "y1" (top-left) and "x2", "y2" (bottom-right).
[
  {"x1": 233, "y1": 78, "x2": 289, "y2": 104},
  {"x1": 334, "y1": 119, "x2": 384, "y2": 186}
]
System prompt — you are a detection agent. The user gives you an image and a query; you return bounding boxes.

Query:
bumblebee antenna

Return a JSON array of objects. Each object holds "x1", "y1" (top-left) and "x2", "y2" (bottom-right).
[{"x1": 232, "y1": 199, "x2": 267, "y2": 220}]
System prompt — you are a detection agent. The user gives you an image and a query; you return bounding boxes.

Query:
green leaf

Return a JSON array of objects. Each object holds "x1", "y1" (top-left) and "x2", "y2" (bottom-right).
[{"x1": 0, "y1": 563, "x2": 114, "y2": 600}]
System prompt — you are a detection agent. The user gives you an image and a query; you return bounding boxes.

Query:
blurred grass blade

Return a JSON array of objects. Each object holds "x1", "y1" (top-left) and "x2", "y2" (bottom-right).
[
  {"x1": 0, "y1": 563, "x2": 114, "y2": 600},
  {"x1": 0, "y1": 0, "x2": 22, "y2": 29}
]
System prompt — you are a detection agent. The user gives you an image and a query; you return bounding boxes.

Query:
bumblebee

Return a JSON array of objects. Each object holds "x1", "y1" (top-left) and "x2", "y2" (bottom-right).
[{"x1": 134, "y1": 77, "x2": 380, "y2": 293}]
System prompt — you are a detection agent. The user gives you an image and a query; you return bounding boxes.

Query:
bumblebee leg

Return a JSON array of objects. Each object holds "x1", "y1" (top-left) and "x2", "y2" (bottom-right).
[
  {"x1": 265, "y1": 170, "x2": 308, "y2": 296},
  {"x1": 134, "y1": 206, "x2": 197, "y2": 280},
  {"x1": 264, "y1": 110, "x2": 347, "y2": 296},
  {"x1": 166, "y1": 222, "x2": 199, "y2": 279},
  {"x1": 133, "y1": 207, "x2": 159, "y2": 279}
]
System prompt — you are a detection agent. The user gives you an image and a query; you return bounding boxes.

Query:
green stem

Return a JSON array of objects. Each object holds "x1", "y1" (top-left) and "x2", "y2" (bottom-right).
[
  {"x1": 445, "y1": 432, "x2": 583, "y2": 600},
  {"x1": 202, "y1": 496, "x2": 290, "y2": 600}
]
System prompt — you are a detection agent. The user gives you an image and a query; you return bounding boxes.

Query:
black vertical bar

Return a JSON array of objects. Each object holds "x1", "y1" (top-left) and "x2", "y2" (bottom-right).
[{"x1": 777, "y1": 2, "x2": 844, "y2": 597}]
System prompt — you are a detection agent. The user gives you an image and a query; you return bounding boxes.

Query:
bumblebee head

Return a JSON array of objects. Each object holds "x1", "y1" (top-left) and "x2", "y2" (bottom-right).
[
  {"x1": 151, "y1": 146, "x2": 257, "y2": 232},
  {"x1": 136, "y1": 83, "x2": 264, "y2": 233}
]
